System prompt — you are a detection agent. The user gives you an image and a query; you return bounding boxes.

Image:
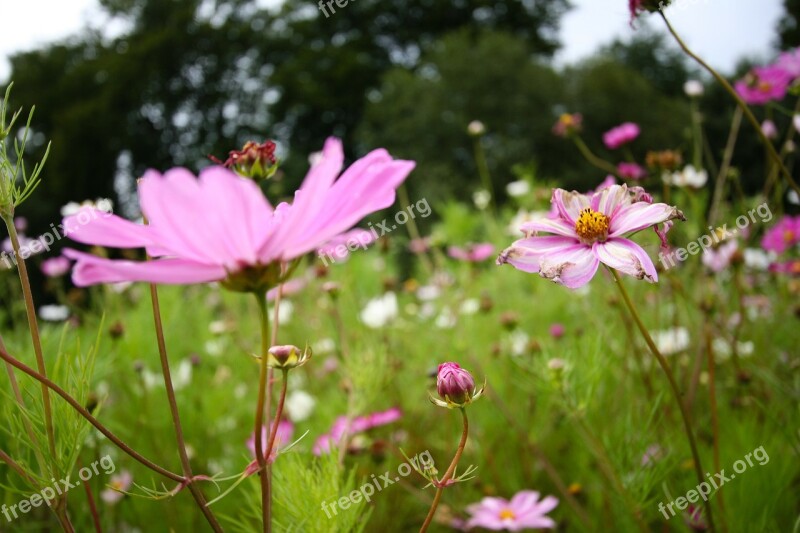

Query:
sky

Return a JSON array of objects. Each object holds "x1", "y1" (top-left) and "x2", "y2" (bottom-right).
[{"x1": 0, "y1": 0, "x2": 787, "y2": 82}]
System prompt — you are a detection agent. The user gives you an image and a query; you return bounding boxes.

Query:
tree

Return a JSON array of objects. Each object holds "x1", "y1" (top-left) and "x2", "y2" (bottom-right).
[{"x1": 778, "y1": 0, "x2": 800, "y2": 49}]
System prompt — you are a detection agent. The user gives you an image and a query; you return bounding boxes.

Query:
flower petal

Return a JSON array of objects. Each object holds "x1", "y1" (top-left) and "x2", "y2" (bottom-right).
[
  {"x1": 63, "y1": 249, "x2": 225, "y2": 286},
  {"x1": 594, "y1": 238, "x2": 657, "y2": 282},
  {"x1": 552, "y1": 189, "x2": 590, "y2": 225},
  {"x1": 536, "y1": 244, "x2": 599, "y2": 288},
  {"x1": 519, "y1": 217, "x2": 578, "y2": 238},
  {"x1": 497, "y1": 236, "x2": 577, "y2": 274},
  {"x1": 591, "y1": 184, "x2": 630, "y2": 217},
  {"x1": 63, "y1": 208, "x2": 154, "y2": 249},
  {"x1": 610, "y1": 201, "x2": 684, "y2": 236}
]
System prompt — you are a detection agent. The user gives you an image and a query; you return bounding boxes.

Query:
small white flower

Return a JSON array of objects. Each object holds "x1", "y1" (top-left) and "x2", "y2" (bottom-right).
[
  {"x1": 467, "y1": 120, "x2": 486, "y2": 136},
  {"x1": 743, "y1": 248, "x2": 775, "y2": 271},
  {"x1": 269, "y1": 300, "x2": 294, "y2": 324},
  {"x1": 60, "y1": 202, "x2": 82, "y2": 217},
  {"x1": 664, "y1": 165, "x2": 708, "y2": 188},
  {"x1": 285, "y1": 390, "x2": 316, "y2": 422},
  {"x1": 205, "y1": 339, "x2": 225, "y2": 357},
  {"x1": 652, "y1": 327, "x2": 690, "y2": 355},
  {"x1": 507, "y1": 209, "x2": 548, "y2": 236},
  {"x1": 788, "y1": 189, "x2": 800, "y2": 206},
  {"x1": 794, "y1": 114, "x2": 800, "y2": 135},
  {"x1": 94, "y1": 198, "x2": 114, "y2": 213},
  {"x1": 315, "y1": 338, "x2": 336, "y2": 354},
  {"x1": 506, "y1": 180, "x2": 531, "y2": 198},
  {"x1": 360, "y1": 292, "x2": 398, "y2": 328},
  {"x1": 459, "y1": 298, "x2": 480, "y2": 315},
  {"x1": 473, "y1": 189, "x2": 491, "y2": 210},
  {"x1": 171, "y1": 359, "x2": 193, "y2": 390},
  {"x1": 509, "y1": 330, "x2": 529, "y2": 356},
  {"x1": 38, "y1": 305, "x2": 70, "y2": 322},
  {"x1": 416, "y1": 285, "x2": 441, "y2": 301},
  {"x1": 683, "y1": 80, "x2": 704, "y2": 98},
  {"x1": 435, "y1": 308, "x2": 456, "y2": 329}
]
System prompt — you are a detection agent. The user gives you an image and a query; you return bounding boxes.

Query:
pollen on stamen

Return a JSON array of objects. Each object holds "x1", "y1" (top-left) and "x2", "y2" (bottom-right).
[{"x1": 574, "y1": 207, "x2": 610, "y2": 243}]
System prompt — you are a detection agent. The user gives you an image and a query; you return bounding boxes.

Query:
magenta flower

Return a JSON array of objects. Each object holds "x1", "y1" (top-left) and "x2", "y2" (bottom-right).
[
  {"x1": 735, "y1": 66, "x2": 793, "y2": 105},
  {"x1": 465, "y1": 490, "x2": 559, "y2": 530},
  {"x1": 498, "y1": 184, "x2": 684, "y2": 289},
  {"x1": 101, "y1": 471, "x2": 133, "y2": 505},
  {"x1": 448, "y1": 243, "x2": 495, "y2": 262},
  {"x1": 313, "y1": 407, "x2": 402, "y2": 455},
  {"x1": 41, "y1": 256, "x2": 72, "y2": 278},
  {"x1": 603, "y1": 123, "x2": 640, "y2": 150},
  {"x1": 437, "y1": 362, "x2": 475, "y2": 404},
  {"x1": 761, "y1": 215, "x2": 800, "y2": 254},
  {"x1": 549, "y1": 323, "x2": 565, "y2": 339},
  {"x1": 769, "y1": 259, "x2": 800, "y2": 276},
  {"x1": 617, "y1": 162, "x2": 646, "y2": 180},
  {"x1": 247, "y1": 419, "x2": 295, "y2": 458},
  {"x1": 62, "y1": 138, "x2": 414, "y2": 288}
]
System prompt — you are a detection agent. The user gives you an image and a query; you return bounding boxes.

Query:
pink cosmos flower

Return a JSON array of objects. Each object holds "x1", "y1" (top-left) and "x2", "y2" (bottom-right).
[
  {"x1": 701, "y1": 240, "x2": 738, "y2": 273},
  {"x1": 549, "y1": 323, "x2": 565, "y2": 339},
  {"x1": 761, "y1": 120, "x2": 778, "y2": 140},
  {"x1": 62, "y1": 138, "x2": 415, "y2": 288},
  {"x1": 769, "y1": 259, "x2": 800, "y2": 276},
  {"x1": 266, "y1": 277, "x2": 307, "y2": 301},
  {"x1": 448, "y1": 243, "x2": 495, "y2": 262},
  {"x1": 14, "y1": 217, "x2": 27, "y2": 232},
  {"x1": 776, "y1": 48, "x2": 800, "y2": 79},
  {"x1": 409, "y1": 237, "x2": 432, "y2": 254},
  {"x1": 101, "y1": 471, "x2": 133, "y2": 504},
  {"x1": 547, "y1": 177, "x2": 617, "y2": 219},
  {"x1": 735, "y1": 66, "x2": 793, "y2": 105},
  {"x1": 465, "y1": 490, "x2": 559, "y2": 530},
  {"x1": 617, "y1": 162, "x2": 646, "y2": 180},
  {"x1": 552, "y1": 113, "x2": 583, "y2": 138},
  {"x1": 41, "y1": 256, "x2": 72, "y2": 278},
  {"x1": 761, "y1": 215, "x2": 800, "y2": 254},
  {"x1": 498, "y1": 184, "x2": 684, "y2": 289},
  {"x1": 247, "y1": 419, "x2": 295, "y2": 458},
  {"x1": 316, "y1": 228, "x2": 377, "y2": 262},
  {"x1": 313, "y1": 407, "x2": 402, "y2": 455},
  {"x1": 603, "y1": 123, "x2": 640, "y2": 150}
]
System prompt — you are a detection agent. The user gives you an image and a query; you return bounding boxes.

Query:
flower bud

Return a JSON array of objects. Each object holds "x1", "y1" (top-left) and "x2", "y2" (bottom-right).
[
  {"x1": 211, "y1": 139, "x2": 278, "y2": 180},
  {"x1": 267, "y1": 344, "x2": 312, "y2": 370},
  {"x1": 431, "y1": 362, "x2": 485, "y2": 409}
]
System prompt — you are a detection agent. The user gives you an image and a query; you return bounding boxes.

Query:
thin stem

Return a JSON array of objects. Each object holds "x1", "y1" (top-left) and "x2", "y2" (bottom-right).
[
  {"x1": 397, "y1": 184, "x2": 435, "y2": 274},
  {"x1": 571, "y1": 136, "x2": 620, "y2": 177},
  {"x1": 704, "y1": 325, "x2": 727, "y2": 532},
  {"x1": 709, "y1": 107, "x2": 743, "y2": 226},
  {"x1": 253, "y1": 292, "x2": 272, "y2": 533},
  {"x1": 0, "y1": 345, "x2": 184, "y2": 483},
  {"x1": 473, "y1": 138, "x2": 496, "y2": 214},
  {"x1": 419, "y1": 408, "x2": 469, "y2": 533},
  {"x1": 660, "y1": 10, "x2": 800, "y2": 197},
  {"x1": 78, "y1": 459, "x2": 103, "y2": 533},
  {"x1": 264, "y1": 370, "x2": 289, "y2": 462},
  {"x1": 0, "y1": 448, "x2": 36, "y2": 484},
  {"x1": 148, "y1": 282, "x2": 223, "y2": 532},
  {"x1": 609, "y1": 269, "x2": 716, "y2": 532},
  {"x1": 1, "y1": 215, "x2": 57, "y2": 471}
]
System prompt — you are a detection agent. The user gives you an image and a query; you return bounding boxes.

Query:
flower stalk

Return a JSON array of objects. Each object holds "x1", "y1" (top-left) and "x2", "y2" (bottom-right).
[{"x1": 254, "y1": 291, "x2": 273, "y2": 533}]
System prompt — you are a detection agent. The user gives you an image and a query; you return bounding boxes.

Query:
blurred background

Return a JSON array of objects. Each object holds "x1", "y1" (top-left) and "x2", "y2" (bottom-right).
[{"x1": 1, "y1": 0, "x2": 798, "y2": 227}]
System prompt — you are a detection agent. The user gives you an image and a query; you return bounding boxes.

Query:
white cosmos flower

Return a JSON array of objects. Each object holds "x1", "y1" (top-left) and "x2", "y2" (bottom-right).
[
  {"x1": 506, "y1": 180, "x2": 531, "y2": 198},
  {"x1": 360, "y1": 292, "x2": 398, "y2": 328},
  {"x1": 285, "y1": 390, "x2": 316, "y2": 422},
  {"x1": 652, "y1": 327, "x2": 690, "y2": 355},
  {"x1": 473, "y1": 189, "x2": 491, "y2": 210},
  {"x1": 664, "y1": 165, "x2": 708, "y2": 188},
  {"x1": 683, "y1": 80, "x2": 704, "y2": 97},
  {"x1": 38, "y1": 305, "x2": 70, "y2": 322},
  {"x1": 743, "y1": 248, "x2": 775, "y2": 271},
  {"x1": 459, "y1": 298, "x2": 480, "y2": 315},
  {"x1": 269, "y1": 300, "x2": 294, "y2": 324}
]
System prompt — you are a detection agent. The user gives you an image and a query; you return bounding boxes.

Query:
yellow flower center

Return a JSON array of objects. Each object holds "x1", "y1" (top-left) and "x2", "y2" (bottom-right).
[
  {"x1": 758, "y1": 81, "x2": 773, "y2": 93},
  {"x1": 559, "y1": 113, "x2": 574, "y2": 126},
  {"x1": 784, "y1": 230, "x2": 795, "y2": 243},
  {"x1": 499, "y1": 508, "x2": 516, "y2": 520},
  {"x1": 575, "y1": 208, "x2": 609, "y2": 243}
]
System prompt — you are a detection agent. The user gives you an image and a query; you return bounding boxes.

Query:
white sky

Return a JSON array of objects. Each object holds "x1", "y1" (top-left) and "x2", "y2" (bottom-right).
[{"x1": 0, "y1": 0, "x2": 786, "y2": 82}]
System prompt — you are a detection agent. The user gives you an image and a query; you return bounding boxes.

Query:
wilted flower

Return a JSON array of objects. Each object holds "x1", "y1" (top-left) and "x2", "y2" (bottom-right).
[
  {"x1": 663, "y1": 165, "x2": 708, "y2": 188},
  {"x1": 465, "y1": 491, "x2": 559, "y2": 530},
  {"x1": 432, "y1": 362, "x2": 484, "y2": 409},
  {"x1": 211, "y1": 139, "x2": 279, "y2": 180},
  {"x1": 552, "y1": 113, "x2": 583, "y2": 137},
  {"x1": 62, "y1": 139, "x2": 414, "y2": 290},
  {"x1": 603, "y1": 122, "x2": 640, "y2": 149},
  {"x1": 266, "y1": 344, "x2": 312, "y2": 370},
  {"x1": 684, "y1": 80, "x2": 704, "y2": 98},
  {"x1": 646, "y1": 150, "x2": 683, "y2": 172},
  {"x1": 448, "y1": 243, "x2": 495, "y2": 262},
  {"x1": 101, "y1": 471, "x2": 133, "y2": 504},
  {"x1": 360, "y1": 292, "x2": 398, "y2": 328},
  {"x1": 735, "y1": 66, "x2": 793, "y2": 105},
  {"x1": 617, "y1": 162, "x2": 647, "y2": 181},
  {"x1": 41, "y1": 256, "x2": 72, "y2": 278},
  {"x1": 498, "y1": 184, "x2": 684, "y2": 288}
]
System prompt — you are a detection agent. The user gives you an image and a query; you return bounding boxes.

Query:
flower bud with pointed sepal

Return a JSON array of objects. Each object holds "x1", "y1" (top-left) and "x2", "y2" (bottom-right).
[
  {"x1": 266, "y1": 344, "x2": 312, "y2": 370},
  {"x1": 430, "y1": 362, "x2": 486, "y2": 409}
]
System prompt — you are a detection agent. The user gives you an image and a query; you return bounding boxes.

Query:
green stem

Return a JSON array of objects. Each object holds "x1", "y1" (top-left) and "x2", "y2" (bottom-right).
[
  {"x1": 609, "y1": 269, "x2": 716, "y2": 532},
  {"x1": 660, "y1": 10, "x2": 800, "y2": 197},
  {"x1": 254, "y1": 292, "x2": 272, "y2": 533},
  {"x1": 419, "y1": 408, "x2": 469, "y2": 533},
  {"x1": 473, "y1": 138, "x2": 495, "y2": 214},
  {"x1": 571, "y1": 136, "x2": 620, "y2": 176},
  {"x1": 708, "y1": 107, "x2": 743, "y2": 226},
  {"x1": 148, "y1": 282, "x2": 223, "y2": 532},
  {"x1": 1, "y1": 214, "x2": 57, "y2": 473}
]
